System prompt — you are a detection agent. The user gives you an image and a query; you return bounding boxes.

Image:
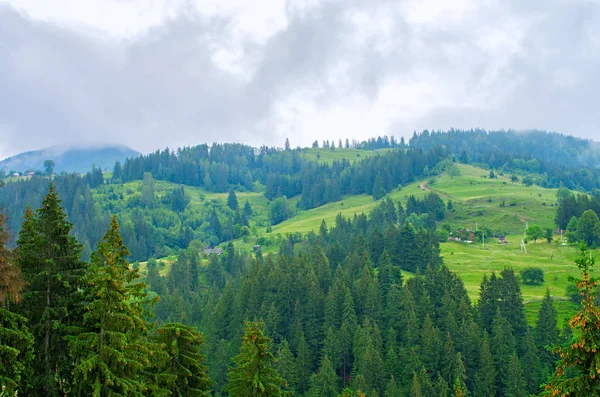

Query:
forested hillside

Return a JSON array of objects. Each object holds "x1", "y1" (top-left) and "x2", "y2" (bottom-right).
[
  {"x1": 2, "y1": 184, "x2": 599, "y2": 396},
  {"x1": 2, "y1": 131, "x2": 600, "y2": 396},
  {"x1": 410, "y1": 129, "x2": 600, "y2": 191}
]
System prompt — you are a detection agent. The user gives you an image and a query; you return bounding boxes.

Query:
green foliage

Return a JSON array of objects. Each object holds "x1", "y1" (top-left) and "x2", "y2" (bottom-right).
[
  {"x1": 535, "y1": 290, "x2": 559, "y2": 375},
  {"x1": 43, "y1": 159, "x2": 55, "y2": 175},
  {"x1": 542, "y1": 245, "x2": 600, "y2": 396},
  {"x1": 16, "y1": 184, "x2": 86, "y2": 395},
  {"x1": 228, "y1": 189, "x2": 239, "y2": 210},
  {"x1": 522, "y1": 175, "x2": 534, "y2": 187},
  {"x1": 269, "y1": 196, "x2": 291, "y2": 225},
  {"x1": 69, "y1": 216, "x2": 154, "y2": 396},
  {"x1": 527, "y1": 225, "x2": 544, "y2": 243},
  {"x1": 226, "y1": 321, "x2": 290, "y2": 396},
  {"x1": 577, "y1": 209, "x2": 600, "y2": 247},
  {"x1": 0, "y1": 210, "x2": 33, "y2": 395},
  {"x1": 545, "y1": 228, "x2": 554, "y2": 243},
  {"x1": 520, "y1": 267, "x2": 545, "y2": 285},
  {"x1": 151, "y1": 323, "x2": 212, "y2": 396},
  {"x1": 308, "y1": 355, "x2": 339, "y2": 397},
  {"x1": 0, "y1": 308, "x2": 34, "y2": 395}
]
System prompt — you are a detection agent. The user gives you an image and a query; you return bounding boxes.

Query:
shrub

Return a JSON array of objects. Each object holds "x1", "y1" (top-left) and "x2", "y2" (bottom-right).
[{"x1": 520, "y1": 267, "x2": 544, "y2": 285}]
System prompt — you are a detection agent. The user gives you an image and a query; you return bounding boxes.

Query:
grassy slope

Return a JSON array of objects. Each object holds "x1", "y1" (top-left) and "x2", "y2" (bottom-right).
[
  {"x1": 243, "y1": 164, "x2": 588, "y2": 325},
  {"x1": 300, "y1": 147, "x2": 393, "y2": 164},
  {"x1": 121, "y1": 161, "x2": 587, "y2": 326}
]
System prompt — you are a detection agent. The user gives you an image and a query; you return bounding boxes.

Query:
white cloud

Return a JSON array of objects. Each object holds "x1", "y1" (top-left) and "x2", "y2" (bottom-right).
[{"x1": 0, "y1": 0, "x2": 599, "y2": 158}]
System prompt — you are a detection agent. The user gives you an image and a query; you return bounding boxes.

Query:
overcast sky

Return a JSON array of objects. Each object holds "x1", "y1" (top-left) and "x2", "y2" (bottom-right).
[{"x1": 0, "y1": 0, "x2": 599, "y2": 159}]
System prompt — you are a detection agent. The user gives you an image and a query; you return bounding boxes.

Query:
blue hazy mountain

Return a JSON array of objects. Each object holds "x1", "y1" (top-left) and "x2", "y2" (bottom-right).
[{"x1": 0, "y1": 145, "x2": 140, "y2": 174}]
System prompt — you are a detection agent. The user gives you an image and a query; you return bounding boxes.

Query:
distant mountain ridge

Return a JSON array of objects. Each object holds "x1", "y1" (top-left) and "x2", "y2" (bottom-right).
[{"x1": 0, "y1": 145, "x2": 140, "y2": 174}]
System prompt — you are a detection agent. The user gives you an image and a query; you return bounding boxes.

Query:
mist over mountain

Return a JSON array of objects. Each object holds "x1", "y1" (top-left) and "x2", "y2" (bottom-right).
[{"x1": 0, "y1": 145, "x2": 140, "y2": 174}]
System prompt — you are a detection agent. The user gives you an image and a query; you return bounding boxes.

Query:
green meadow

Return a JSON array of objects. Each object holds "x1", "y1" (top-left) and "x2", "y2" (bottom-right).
[
  {"x1": 138, "y1": 162, "x2": 589, "y2": 325},
  {"x1": 300, "y1": 147, "x2": 393, "y2": 164}
]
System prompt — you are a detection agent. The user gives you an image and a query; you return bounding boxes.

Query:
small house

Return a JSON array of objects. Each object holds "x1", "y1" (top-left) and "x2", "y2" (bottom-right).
[
  {"x1": 466, "y1": 231, "x2": 474, "y2": 243},
  {"x1": 204, "y1": 248, "x2": 223, "y2": 255},
  {"x1": 498, "y1": 234, "x2": 507, "y2": 244},
  {"x1": 253, "y1": 245, "x2": 261, "y2": 252}
]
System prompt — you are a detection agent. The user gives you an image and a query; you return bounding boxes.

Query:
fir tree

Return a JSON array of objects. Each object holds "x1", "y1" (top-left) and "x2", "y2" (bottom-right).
[
  {"x1": 275, "y1": 340, "x2": 297, "y2": 393},
  {"x1": 490, "y1": 309, "x2": 516, "y2": 395},
  {"x1": 0, "y1": 210, "x2": 34, "y2": 395},
  {"x1": 384, "y1": 376, "x2": 399, "y2": 397},
  {"x1": 308, "y1": 355, "x2": 339, "y2": 397},
  {"x1": 226, "y1": 321, "x2": 289, "y2": 397},
  {"x1": 69, "y1": 216, "x2": 154, "y2": 396},
  {"x1": 17, "y1": 185, "x2": 87, "y2": 396},
  {"x1": 152, "y1": 323, "x2": 213, "y2": 396},
  {"x1": 521, "y1": 327, "x2": 543, "y2": 395},
  {"x1": 535, "y1": 289, "x2": 559, "y2": 374},
  {"x1": 295, "y1": 330, "x2": 313, "y2": 394},
  {"x1": 474, "y1": 332, "x2": 496, "y2": 397},
  {"x1": 504, "y1": 353, "x2": 526, "y2": 397},
  {"x1": 227, "y1": 188, "x2": 239, "y2": 210},
  {"x1": 542, "y1": 245, "x2": 600, "y2": 396}
]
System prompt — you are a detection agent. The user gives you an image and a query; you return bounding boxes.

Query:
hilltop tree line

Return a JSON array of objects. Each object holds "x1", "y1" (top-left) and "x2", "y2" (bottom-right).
[
  {"x1": 114, "y1": 142, "x2": 447, "y2": 210},
  {"x1": 410, "y1": 129, "x2": 600, "y2": 192},
  {"x1": 0, "y1": 142, "x2": 448, "y2": 261}
]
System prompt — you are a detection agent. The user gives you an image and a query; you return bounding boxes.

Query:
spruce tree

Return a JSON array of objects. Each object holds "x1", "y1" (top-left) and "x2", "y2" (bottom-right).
[
  {"x1": 17, "y1": 185, "x2": 87, "y2": 395},
  {"x1": 535, "y1": 289, "x2": 559, "y2": 374},
  {"x1": 308, "y1": 355, "x2": 339, "y2": 397},
  {"x1": 152, "y1": 322, "x2": 213, "y2": 396},
  {"x1": 295, "y1": 330, "x2": 313, "y2": 394},
  {"x1": 542, "y1": 245, "x2": 600, "y2": 396},
  {"x1": 504, "y1": 353, "x2": 526, "y2": 397},
  {"x1": 69, "y1": 216, "x2": 153, "y2": 396},
  {"x1": 490, "y1": 309, "x2": 516, "y2": 396},
  {"x1": 275, "y1": 340, "x2": 297, "y2": 393},
  {"x1": 226, "y1": 321, "x2": 289, "y2": 397},
  {"x1": 0, "y1": 210, "x2": 34, "y2": 395},
  {"x1": 474, "y1": 332, "x2": 496, "y2": 397},
  {"x1": 521, "y1": 327, "x2": 543, "y2": 395},
  {"x1": 384, "y1": 376, "x2": 399, "y2": 397},
  {"x1": 227, "y1": 189, "x2": 239, "y2": 210}
]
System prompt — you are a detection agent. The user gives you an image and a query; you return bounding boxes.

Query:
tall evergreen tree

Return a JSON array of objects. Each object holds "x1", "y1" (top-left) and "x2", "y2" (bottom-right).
[
  {"x1": 307, "y1": 355, "x2": 339, "y2": 397},
  {"x1": 535, "y1": 289, "x2": 559, "y2": 374},
  {"x1": 504, "y1": 353, "x2": 526, "y2": 397},
  {"x1": 0, "y1": 209, "x2": 34, "y2": 395},
  {"x1": 17, "y1": 185, "x2": 87, "y2": 396},
  {"x1": 542, "y1": 245, "x2": 600, "y2": 396},
  {"x1": 69, "y1": 216, "x2": 154, "y2": 396},
  {"x1": 474, "y1": 332, "x2": 496, "y2": 397},
  {"x1": 152, "y1": 323, "x2": 213, "y2": 396},
  {"x1": 490, "y1": 310, "x2": 516, "y2": 396},
  {"x1": 275, "y1": 340, "x2": 297, "y2": 394},
  {"x1": 227, "y1": 189, "x2": 239, "y2": 210},
  {"x1": 521, "y1": 327, "x2": 543, "y2": 395},
  {"x1": 226, "y1": 321, "x2": 289, "y2": 397}
]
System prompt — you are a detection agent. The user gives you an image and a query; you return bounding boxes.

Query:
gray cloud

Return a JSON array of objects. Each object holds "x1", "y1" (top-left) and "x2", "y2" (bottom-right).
[{"x1": 0, "y1": 0, "x2": 599, "y2": 159}]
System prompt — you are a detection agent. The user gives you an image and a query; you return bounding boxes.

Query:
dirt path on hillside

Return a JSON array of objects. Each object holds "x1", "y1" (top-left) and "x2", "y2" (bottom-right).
[{"x1": 419, "y1": 181, "x2": 455, "y2": 201}]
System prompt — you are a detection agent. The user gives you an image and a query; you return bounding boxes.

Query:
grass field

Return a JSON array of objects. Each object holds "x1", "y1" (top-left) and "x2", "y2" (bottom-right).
[
  {"x1": 138, "y1": 163, "x2": 587, "y2": 325},
  {"x1": 301, "y1": 147, "x2": 393, "y2": 164}
]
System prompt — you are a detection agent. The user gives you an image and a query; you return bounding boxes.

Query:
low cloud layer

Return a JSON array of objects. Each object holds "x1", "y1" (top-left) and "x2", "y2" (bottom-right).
[{"x1": 0, "y1": 0, "x2": 599, "y2": 159}]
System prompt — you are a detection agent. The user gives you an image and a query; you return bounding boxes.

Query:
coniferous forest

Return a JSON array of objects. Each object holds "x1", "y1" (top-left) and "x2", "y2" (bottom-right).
[{"x1": 2, "y1": 131, "x2": 600, "y2": 396}]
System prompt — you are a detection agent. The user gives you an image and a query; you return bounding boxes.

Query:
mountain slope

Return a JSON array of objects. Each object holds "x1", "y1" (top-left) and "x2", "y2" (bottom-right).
[{"x1": 0, "y1": 145, "x2": 140, "y2": 174}]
